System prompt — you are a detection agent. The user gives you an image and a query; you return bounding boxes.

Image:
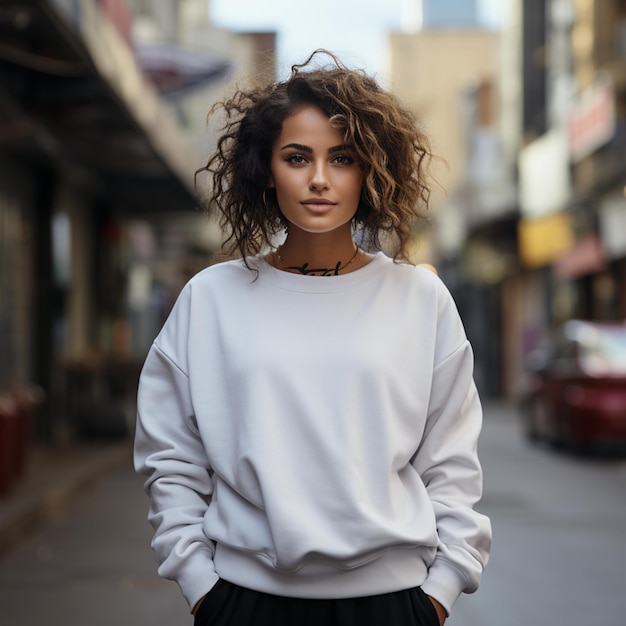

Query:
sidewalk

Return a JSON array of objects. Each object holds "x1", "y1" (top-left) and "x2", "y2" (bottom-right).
[{"x1": 0, "y1": 437, "x2": 132, "y2": 555}]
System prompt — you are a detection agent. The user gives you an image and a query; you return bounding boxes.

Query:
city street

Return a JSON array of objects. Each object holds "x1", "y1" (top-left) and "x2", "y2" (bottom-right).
[
  {"x1": 450, "y1": 404, "x2": 626, "y2": 626},
  {"x1": 1, "y1": 403, "x2": 626, "y2": 625},
  {"x1": 0, "y1": 456, "x2": 190, "y2": 625}
]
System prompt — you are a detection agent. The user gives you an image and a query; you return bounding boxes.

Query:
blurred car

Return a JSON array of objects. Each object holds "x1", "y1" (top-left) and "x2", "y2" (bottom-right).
[{"x1": 523, "y1": 320, "x2": 626, "y2": 452}]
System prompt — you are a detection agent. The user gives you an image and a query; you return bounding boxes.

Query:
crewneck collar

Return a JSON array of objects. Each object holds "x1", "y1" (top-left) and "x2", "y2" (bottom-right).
[{"x1": 251, "y1": 251, "x2": 389, "y2": 293}]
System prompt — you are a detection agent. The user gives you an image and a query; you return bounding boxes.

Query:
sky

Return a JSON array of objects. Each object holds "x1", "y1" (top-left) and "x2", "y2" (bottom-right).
[{"x1": 209, "y1": 0, "x2": 510, "y2": 80}]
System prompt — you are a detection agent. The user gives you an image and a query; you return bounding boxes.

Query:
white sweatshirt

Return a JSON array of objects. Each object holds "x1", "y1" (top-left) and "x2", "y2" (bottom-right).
[{"x1": 134, "y1": 252, "x2": 491, "y2": 614}]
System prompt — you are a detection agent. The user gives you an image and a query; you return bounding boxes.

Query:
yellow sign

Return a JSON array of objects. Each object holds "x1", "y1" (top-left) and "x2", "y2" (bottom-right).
[{"x1": 518, "y1": 212, "x2": 575, "y2": 268}]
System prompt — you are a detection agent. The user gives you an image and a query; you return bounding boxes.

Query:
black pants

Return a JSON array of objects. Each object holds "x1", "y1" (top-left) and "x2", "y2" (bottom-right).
[{"x1": 194, "y1": 579, "x2": 440, "y2": 626}]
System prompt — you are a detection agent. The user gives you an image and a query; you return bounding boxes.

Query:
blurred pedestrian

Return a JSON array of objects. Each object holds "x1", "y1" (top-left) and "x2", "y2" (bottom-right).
[{"x1": 134, "y1": 49, "x2": 491, "y2": 626}]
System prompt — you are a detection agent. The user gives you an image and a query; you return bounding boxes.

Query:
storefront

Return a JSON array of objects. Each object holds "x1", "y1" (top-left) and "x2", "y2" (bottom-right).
[{"x1": 0, "y1": 0, "x2": 206, "y2": 452}]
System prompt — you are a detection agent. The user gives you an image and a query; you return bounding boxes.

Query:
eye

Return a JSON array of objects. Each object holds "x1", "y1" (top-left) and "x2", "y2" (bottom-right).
[
  {"x1": 332, "y1": 154, "x2": 356, "y2": 165},
  {"x1": 285, "y1": 154, "x2": 308, "y2": 164}
]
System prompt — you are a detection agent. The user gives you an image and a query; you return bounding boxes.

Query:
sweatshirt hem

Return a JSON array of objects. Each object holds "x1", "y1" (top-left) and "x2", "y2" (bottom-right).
[{"x1": 213, "y1": 545, "x2": 429, "y2": 599}]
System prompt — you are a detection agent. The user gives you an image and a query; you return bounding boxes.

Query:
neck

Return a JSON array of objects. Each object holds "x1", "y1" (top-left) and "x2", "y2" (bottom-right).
[
  {"x1": 277, "y1": 244, "x2": 359, "y2": 276},
  {"x1": 275, "y1": 232, "x2": 361, "y2": 277},
  {"x1": 279, "y1": 230, "x2": 355, "y2": 265}
]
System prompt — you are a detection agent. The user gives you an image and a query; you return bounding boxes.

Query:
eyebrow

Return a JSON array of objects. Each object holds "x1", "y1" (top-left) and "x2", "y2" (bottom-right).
[{"x1": 279, "y1": 142, "x2": 354, "y2": 154}]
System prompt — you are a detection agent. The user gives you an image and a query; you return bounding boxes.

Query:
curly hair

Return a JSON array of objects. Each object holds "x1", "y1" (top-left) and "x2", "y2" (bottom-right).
[{"x1": 197, "y1": 49, "x2": 434, "y2": 263}]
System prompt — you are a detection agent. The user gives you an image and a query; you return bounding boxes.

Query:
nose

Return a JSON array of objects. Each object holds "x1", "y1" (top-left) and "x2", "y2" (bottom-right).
[{"x1": 309, "y1": 162, "x2": 330, "y2": 191}]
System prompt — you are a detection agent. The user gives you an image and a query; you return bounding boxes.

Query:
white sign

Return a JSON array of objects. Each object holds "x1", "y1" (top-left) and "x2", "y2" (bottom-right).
[
  {"x1": 600, "y1": 195, "x2": 626, "y2": 259},
  {"x1": 519, "y1": 128, "x2": 571, "y2": 217}
]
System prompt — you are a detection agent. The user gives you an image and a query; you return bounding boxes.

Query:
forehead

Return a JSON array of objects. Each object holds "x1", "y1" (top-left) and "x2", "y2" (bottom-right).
[{"x1": 277, "y1": 105, "x2": 344, "y2": 145}]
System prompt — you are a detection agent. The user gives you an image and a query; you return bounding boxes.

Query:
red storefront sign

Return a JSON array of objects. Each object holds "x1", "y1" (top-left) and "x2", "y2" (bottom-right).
[{"x1": 568, "y1": 77, "x2": 616, "y2": 162}]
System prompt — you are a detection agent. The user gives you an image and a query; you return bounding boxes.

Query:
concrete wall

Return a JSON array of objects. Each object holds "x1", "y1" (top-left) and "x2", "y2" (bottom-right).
[{"x1": 390, "y1": 29, "x2": 500, "y2": 208}]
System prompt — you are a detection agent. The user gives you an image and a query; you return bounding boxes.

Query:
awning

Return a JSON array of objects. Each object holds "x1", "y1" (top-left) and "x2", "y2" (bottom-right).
[
  {"x1": 0, "y1": 0, "x2": 216, "y2": 212},
  {"x1": 134, "y1": 40, "x2": 230, "y2": 98}
]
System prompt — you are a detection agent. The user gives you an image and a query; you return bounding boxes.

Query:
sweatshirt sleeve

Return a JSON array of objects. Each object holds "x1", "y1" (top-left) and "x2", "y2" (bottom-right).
[
  {"x1": 133, "y1": 288, "x2": 218, "y2": 611},
  {"x1": 415, "y1": 285, "x2": 492, "y2": 613}
]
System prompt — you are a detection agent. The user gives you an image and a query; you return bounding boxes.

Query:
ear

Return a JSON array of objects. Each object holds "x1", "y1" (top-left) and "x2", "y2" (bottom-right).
[{"x1": 267, "y1": 176, "x2": 275, "y2": 188}]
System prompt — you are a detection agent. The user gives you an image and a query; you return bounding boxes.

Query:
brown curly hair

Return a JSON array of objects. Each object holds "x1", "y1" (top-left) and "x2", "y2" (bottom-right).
[{"x1": 197, "y1": 49, "x2": 434, "y2": 263}]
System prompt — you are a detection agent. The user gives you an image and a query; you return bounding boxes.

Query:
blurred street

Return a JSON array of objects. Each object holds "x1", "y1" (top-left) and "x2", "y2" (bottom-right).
[
  {"x1": 450, "y1": 403, "x2": 626, "y2": 626},
  {"x1": 0, "y1": 403, "x2": 625, "y2": 626},
  {"x1": 0, "y1": 447, "x2": 191, "y2": 626}
]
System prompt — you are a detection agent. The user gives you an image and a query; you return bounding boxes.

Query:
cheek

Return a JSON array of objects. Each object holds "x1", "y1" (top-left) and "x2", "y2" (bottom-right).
[
  {"x1": 273, "y1": 169, "x2": 304, "y2": 196},
  {"x1": 346, "y1": 175, "x2": 364, "y2": 199},
  {"x1": 273, "y1": 175, "x2": 292, "y2": 197}
]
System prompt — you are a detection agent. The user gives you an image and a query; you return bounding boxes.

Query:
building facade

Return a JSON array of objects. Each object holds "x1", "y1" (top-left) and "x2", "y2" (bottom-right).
[
  {"x1": 510, "y1": 0, "x2": 626, "y2": 398},
  {"x1": 395, "y1": 0, "x2": 626, "y2": 401},
  {"x1": 0, "y1": 0, "x2": 273, "y2": 472},
  {"x1": 389, "y1": 24, "x2": 502, "y2": 396}
]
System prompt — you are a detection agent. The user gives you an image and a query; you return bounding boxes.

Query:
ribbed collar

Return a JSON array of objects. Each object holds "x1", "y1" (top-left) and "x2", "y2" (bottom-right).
[{"x1": 249, "y1": 251, "x2": 390, "y2": 293}]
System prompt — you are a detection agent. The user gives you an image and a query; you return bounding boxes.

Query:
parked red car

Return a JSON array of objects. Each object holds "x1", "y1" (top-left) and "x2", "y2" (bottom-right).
[{"x1": 524, "y1": 320, "x2": 626, "y2": 452}]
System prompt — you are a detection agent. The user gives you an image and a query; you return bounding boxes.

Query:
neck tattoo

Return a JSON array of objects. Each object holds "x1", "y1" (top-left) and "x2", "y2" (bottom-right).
[{"x1": 275, "y1": 244, "x2": 360, "y2": 276}]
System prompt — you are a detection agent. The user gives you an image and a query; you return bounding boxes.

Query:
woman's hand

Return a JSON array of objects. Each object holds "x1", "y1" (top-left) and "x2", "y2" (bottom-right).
[
  {"x1": 427, "y1": 595, "x2": 448, "y2": 625},
  {"x1": 191, "y1": 595, "x2": 206, "y2": 616}
]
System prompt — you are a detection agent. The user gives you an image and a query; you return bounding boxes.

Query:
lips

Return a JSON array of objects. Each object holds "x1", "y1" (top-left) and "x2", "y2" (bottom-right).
[{"x1": 300, "y1": 198, "x2": 337, "y2": 213}]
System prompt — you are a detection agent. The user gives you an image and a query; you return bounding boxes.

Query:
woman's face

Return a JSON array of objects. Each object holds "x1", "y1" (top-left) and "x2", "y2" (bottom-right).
[{"x1": 269, "y1": 105, "x2": 363, "y2": 237}]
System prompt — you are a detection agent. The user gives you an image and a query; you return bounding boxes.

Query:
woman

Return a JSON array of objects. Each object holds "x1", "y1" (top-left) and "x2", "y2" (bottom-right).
[{"x1": 134, "y1": 50, "x2": 491, "y2": 626}]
